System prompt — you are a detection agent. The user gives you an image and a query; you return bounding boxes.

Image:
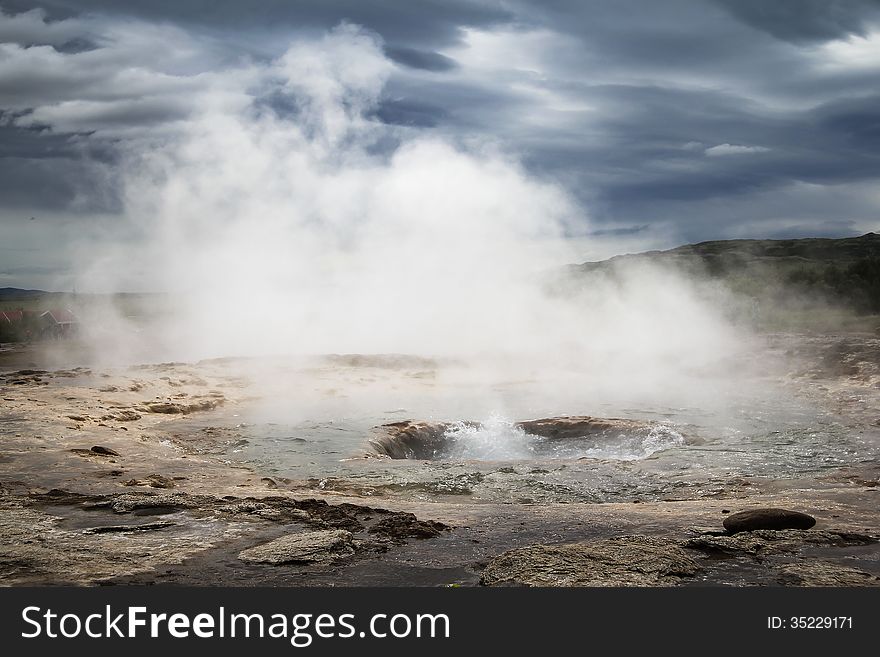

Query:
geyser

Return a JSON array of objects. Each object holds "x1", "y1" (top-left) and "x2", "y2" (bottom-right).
[{"x1": 369, "y1": 415, "x2": 688, "y2": 462}]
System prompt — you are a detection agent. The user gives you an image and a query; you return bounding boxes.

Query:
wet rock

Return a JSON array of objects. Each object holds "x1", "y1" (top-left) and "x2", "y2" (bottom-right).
[
  {"x1": 723, "y1": 508, "x2": 816, "y2": 533},
  {"x1": 684, "y1": 529, "x2": 876, "y2": 556},
  {"x1": 83, "y1": 521, "x2": 174, "y2": 535},
  {"x1": 170, "y1": 427, "x2": 248, "y2": 455},
  {"x1": 778, "y1": 562, "x2": 880, "y2": 586},
  {"x1": 517, "y1": 416, "x2": 649, "y2": 441},
  {"x1": 105, "y1": 492, "x2": 207, "y2": 514},
  {"x1": 367, "y1": 513, "x2": 448, "y2": 541},
  {"x1": 238, "y1": 529, "x2": 355, "y2": 565},
  {"x1": 219, "y1": 500, "x2": 310, "y2": 523},
  {"x1": 481, "y1": 535, "x2": 702, "y2": 587},
  {"x1": 29, "y1": 489, "x2": 97, "y2": 505},
  {"x1": 369, "y1": 420, "x2": 462, "y2": 459},
  {"x1": 293, "y1": 499, "x2": 364, "y2": 531},
  {"x1": 123, "y1": 474, "x2": 176, "y2": 489}
]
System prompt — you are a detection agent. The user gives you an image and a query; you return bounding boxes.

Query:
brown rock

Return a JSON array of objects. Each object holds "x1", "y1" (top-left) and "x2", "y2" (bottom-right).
[
  {"x1": 367, "y1": 513, "x2": 447, "y2": 541},
  {"x1": 238, "y1": 529, "x2": 355, "y2": 565},
  {"x1": 723, "y1": 508, "x2": 816, "y2": 534},
  {"x1": 123, "y1": 474, "x2": 175, "y2": 489},
  {"x1": 481, "y1": 535, "x2": 702, "y2": 587}
]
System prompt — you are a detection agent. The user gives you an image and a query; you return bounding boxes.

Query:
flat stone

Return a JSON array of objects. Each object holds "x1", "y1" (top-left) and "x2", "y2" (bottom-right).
[
  {"x1": 238, "y1": 529, "x2": 355, "y2": 565},
  {"x1": 777, "y1": 562, "x2": 880, "y2": 586},
  {"x1": 684, "y1": 529, "x2": 876, "y2": 556},
  {"x1": 108, "y1": 411, "x2": 141, "y2": 422},
  {"x1": 481, "y1": 535, "x2": 702, "y2": 587}
]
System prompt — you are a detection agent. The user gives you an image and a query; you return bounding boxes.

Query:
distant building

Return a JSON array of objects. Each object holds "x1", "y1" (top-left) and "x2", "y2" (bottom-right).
[
  {"x1": 0, "y1": 310, "x2": 26, "y2": 342},
  {"x1": 37, "y1": 308, "x2": 79, "y2": 339},
  {"x1": 0, "y1": 309, "x2": 23, "y2": 324}
]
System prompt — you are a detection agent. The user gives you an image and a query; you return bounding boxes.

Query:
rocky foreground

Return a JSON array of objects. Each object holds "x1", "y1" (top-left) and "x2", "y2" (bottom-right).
[{"x1": 0, "y1": 334, "x2": 878, "y2": 586}]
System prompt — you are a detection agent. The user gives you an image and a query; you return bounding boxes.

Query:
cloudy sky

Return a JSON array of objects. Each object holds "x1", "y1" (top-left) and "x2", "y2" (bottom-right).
[{"x1": 2, "y1": 0, "x2": 880, "y2": 289}]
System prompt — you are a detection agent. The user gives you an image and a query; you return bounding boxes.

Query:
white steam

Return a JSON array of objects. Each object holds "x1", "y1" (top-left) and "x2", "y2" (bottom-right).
[{"x1": 67, "y1": 23, "x2": 750, "y2": 409}]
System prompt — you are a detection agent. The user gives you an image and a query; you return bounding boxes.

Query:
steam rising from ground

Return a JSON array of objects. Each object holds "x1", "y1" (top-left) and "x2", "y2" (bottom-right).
[{"x1": 68, "y1": 24, "x2": 751, "y2": 409}]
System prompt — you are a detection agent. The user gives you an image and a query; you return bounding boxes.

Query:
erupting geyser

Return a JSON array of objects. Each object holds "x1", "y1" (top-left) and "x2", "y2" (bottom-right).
[{"x1": 369, "y1": 415, "x2": 688, "y2": 461}]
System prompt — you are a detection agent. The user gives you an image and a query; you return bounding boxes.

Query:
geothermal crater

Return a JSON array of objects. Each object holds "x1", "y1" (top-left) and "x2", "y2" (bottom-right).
[{"x1": 369, "y1": 415, "x2": 688, "y2": 461}]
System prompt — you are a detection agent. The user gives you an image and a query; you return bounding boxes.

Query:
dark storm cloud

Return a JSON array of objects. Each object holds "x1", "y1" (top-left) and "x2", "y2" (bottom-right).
[
  {"x1": 1, "y1": 0, "x2": 880, "y2": 275},
  {"x1": 373, "y1": 98, "x2": 448, "y2": 128},
  {"x1": 714, "y1": 0, "x2": 880, "y2": 43},
  {"x1": 3, "y1": 0, "x2": 513, "y2": 48},
  {"x1": 0, "y1": 120, "x2": 118, "y2": 211},
  {"x1": 384, "y1": 47, "x2": 458, "y2": 72},
  {"x1": 0, "y1": 120, "x2": 76, "y2": 158},
  {"x1": 0, "y1": 154, "x2": 117, "y2": 211}
]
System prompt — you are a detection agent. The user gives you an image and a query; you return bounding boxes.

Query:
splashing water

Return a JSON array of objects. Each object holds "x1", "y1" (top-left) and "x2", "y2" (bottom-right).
[
  {"x1": 571, "y1": 425, "x2": 686, "y2": 461},
  {"x1": 441, "y1": 414, "x2": 685, "y2": 461},
  {"x1": 443, "y1": 415, "x2": 540, "y2": 461}
]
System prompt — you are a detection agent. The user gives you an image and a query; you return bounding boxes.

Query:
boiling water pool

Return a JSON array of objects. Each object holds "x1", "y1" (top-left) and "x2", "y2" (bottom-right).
[{"x1": 161, "y1": 358, "x2": 880, "y2": 505}]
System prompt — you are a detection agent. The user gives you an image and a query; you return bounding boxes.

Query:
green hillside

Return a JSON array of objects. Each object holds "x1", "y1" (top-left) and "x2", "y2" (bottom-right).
[{"x1": 573, "y1": 232, "x2": 880, "y2": 331}]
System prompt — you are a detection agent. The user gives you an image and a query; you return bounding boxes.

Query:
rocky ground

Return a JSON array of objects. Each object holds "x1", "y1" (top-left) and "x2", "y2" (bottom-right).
[{"x1": 0, "y1": 333, "x2": 878, "y2": 587}]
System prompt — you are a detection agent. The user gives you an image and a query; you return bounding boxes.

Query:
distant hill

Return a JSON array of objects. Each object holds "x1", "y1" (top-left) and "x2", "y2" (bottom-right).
[
  {"x1": 0, "y1": 287, "x2": 49, "y2": 300},
  {"x1": 576, "y1": 232, "x2": 879, "y2": 272},
  {"x1": 572, "y1": 232, "x2": 880, "y2": 330}
]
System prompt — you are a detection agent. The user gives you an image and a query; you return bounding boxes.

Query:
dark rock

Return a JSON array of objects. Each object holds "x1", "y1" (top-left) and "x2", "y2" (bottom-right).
[
  {"x1": 294, "y1": 499, "x2": 365, "y2": 531},
  {"x1": 90, "y1": 445, "x2": 120, "y2": 456},
  {"x1": 367, "y1": 512, "x2": 448, "y2": 541},
  {"x1": 238, "y1": 529, "x2": 355, "y2": 565},
  {"x1": 481, "y1": 535, "x2": 702, "y2": 587},
  {"x1": 29, "y1": 489, "x2": 96, "y2": 504},
  {"x1": 71, "y1": 446, "x2": 120, "y2": 458},
  {"x1": 83, "y1": 521, "x2": 173, "y2": 535},
  {"x1": 723, "y1": 508, "x2": 816, "y2": 533}
]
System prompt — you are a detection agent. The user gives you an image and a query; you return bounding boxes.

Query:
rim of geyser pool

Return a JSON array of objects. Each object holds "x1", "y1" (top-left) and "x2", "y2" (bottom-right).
[{"x1": 368, "y1": 415, "x2": 688, "y2": 462}]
